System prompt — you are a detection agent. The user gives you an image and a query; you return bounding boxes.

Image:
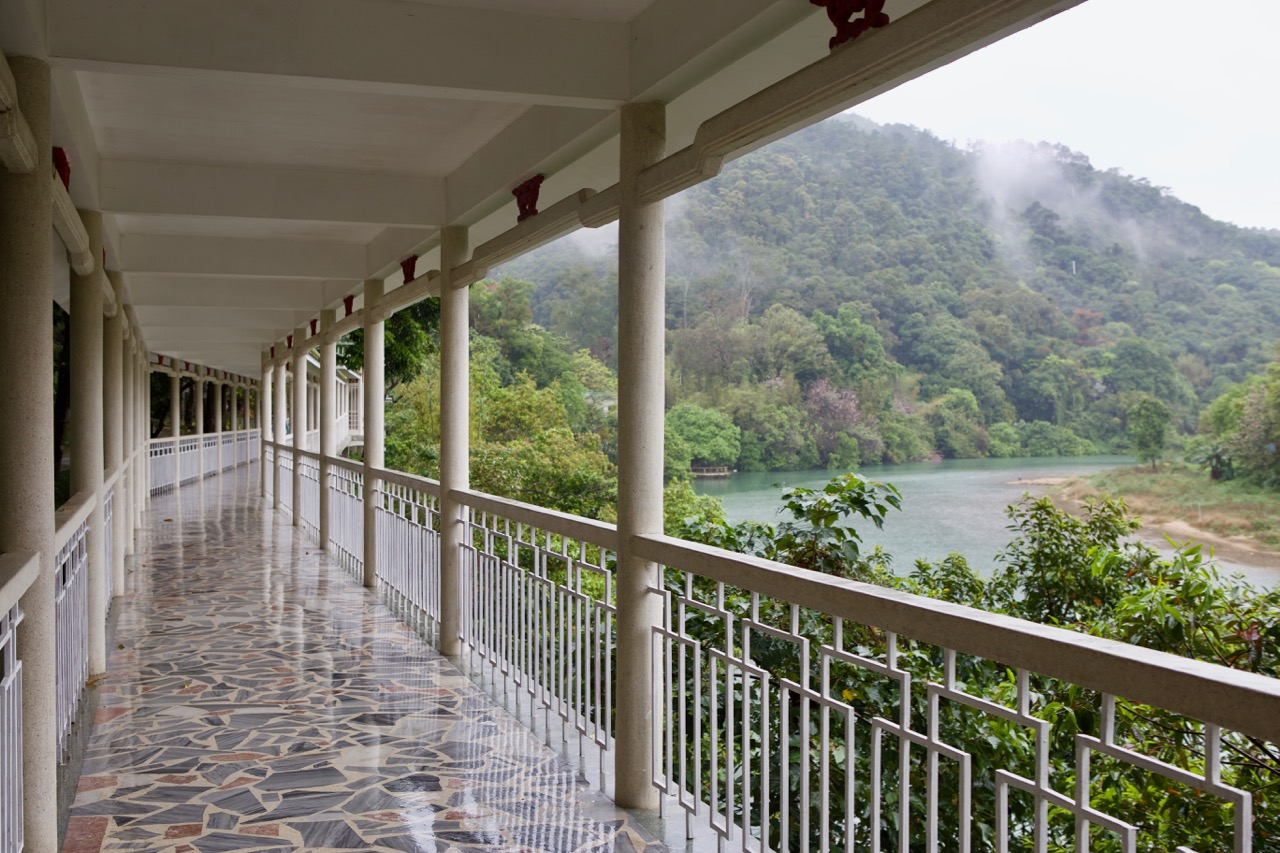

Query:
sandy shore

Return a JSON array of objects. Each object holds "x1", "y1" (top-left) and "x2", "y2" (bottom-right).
[{"x1": 1049, "y1": 479, "x2": 1280, "y2": 582}]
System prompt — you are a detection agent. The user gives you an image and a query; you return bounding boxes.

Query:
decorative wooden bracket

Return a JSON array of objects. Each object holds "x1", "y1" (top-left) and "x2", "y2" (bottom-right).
[
  {"x1": 513, "y1": 174, "x2": 545, "y2": 222},
  {"x1": 287, "y1": 335, "x2": 293, "y2": 349},
  {"x1": 309, "y1": 319, "x2": 317, "y2": 336},
  {"x1": 400, "y1": 254, "x2": 418, "y2": 283},
  {"x1": 343, "y1": 295, "x2": 355, "y2": 317},
  {"x1": 810, "y1": 0, "x2": 889, "y2": 50},
  {"x1": 52, "y1": 147, "x2": 71, "y2": 189}
]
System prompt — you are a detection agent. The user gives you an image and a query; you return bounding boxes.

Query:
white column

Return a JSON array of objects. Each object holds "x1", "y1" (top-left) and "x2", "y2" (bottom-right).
[
  {"x1": 319, "y1": 309, "x2": 336, "y2": 550},
  {"x1": 0, "y1": 55, "x2": 58, "y2": 852},
  {"x1": 194, "y1": 375, "x2": 205, "y2": 477},
  {"x1": 123, "y1": 339, "x2": 136, "y2": 556},
  {"x1": 212, "y1": 379, "x2": 223, "y2": 473},
  {"x1": 262, "y1": 361, "x2": 273, "y2": 498},
  {"x1": 169, "y1": 372, "x2": 181, "y2": 440},
  {"x1": 136, "y1": 357, "x2": 146, "y2": 530},
  {"x1": 71, "y1": 209, "x2": 108, "y2": 674},
  {"x1": 438, "y1": 226, "x2": 468, "y2": 657},
  {"x1": 362, "y1": 280, "x2": 385, "y2": 588},
  {"x1": 614, "y1": 101, "x2": 666, "y2": 810},
  {"x1": 274, "y1": 356, "x2": 286, "y2": 508},
  {"x1": 106, "y1": 277, "x2": 127, "y2": 594},
  {"x1": 292, "y1": 328, "x2": 306, "y2": 525}
]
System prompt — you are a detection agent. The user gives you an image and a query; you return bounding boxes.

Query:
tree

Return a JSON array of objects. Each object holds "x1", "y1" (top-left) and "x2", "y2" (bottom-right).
[
  {"x1": 1126, "y1": 395, "x2": 1172, "y2": 471},
  {"x1": 666, "y1": 403, "x2": 741, "y2": 468}
]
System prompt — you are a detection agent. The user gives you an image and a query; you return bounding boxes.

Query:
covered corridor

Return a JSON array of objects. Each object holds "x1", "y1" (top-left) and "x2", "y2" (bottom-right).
[{"x1": 62, "y1": 464, "x2": 662, "y2": 853}]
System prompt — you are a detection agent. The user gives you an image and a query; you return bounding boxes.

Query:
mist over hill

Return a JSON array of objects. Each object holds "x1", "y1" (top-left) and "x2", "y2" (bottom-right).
[{"x1": 496, "y1": 115, "x2": 1280, "y2": 469}]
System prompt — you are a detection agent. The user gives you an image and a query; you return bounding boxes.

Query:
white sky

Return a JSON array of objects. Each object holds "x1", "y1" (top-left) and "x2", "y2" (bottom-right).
[{"x1": 855, "y1": 0, "x2": 1280, "y2": 231}]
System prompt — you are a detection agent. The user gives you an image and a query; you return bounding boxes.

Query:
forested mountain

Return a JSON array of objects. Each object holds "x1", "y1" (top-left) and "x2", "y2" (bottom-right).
[{"x1": 491, "y1": 115, "x2": 1280, "y2": 472}]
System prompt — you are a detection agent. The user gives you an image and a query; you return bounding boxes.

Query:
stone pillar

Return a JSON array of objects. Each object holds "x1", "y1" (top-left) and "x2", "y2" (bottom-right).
[
  {"x1": 212, "y1": 379, "x2": 223, "y2": 473},
  {"x1": 194, "y1": 375, "x2": 205, "y2": 477},
  {"x1": 71, "y1": 209, "x2": 108, "y2": 674},
  {"x1": 614, "y1": 101, "x2": 666, "y2": 810},
  {"x1": 362, "y1": 280, "x2": 385, "y2": 588},
  {"x1": 169, "y1": 371, "x2": 181, "y2": 440},
  {"x1": 292, "y1": 328, "x2": 306, "y2": 525},
  {"x1": 262, "y1": 362, "x2": 273, "y2": 498},
  {"x1": 274, "y1": 357, "x2": 286, "y2": 508},
  {"x1": 123, "y1": 338, "x2": 136, "y2": 555},
  {"x1": 106, "y1": 276, "x2": 127, "y2": 592},
  {"x1": 319, "y1": 309, "x2": 336, "y2": 551},
  {"x1": 0, "y1": 55, "x2": 57, "y2": 852},
  {"x1": 139, "y1": 356, "x2": 148, "y2": 528},
  {"x1": 438, "y1": 226, "x2": 469, "y2": 657}
]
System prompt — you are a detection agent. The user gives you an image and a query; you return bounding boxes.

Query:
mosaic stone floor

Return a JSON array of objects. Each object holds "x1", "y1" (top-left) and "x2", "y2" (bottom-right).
[{"x1": 64, "y1": 464, "x2": 666, "y2": 853}]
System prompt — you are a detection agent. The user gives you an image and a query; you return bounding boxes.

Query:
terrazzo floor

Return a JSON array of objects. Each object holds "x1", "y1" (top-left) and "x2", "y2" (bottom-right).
[{"x1": 63, "y1": 463, "x2": 666, "y2": 853}]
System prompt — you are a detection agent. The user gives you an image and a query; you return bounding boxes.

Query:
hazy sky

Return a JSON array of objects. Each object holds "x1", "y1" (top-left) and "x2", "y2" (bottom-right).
[{"x1": 856, "y1": 0, "x2": 1280, "y2": 231}]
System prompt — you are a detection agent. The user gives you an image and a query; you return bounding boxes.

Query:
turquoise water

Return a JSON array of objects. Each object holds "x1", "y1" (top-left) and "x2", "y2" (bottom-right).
[{"x1": 694, "y1": 456, "x2": 1133, "y2": 573}]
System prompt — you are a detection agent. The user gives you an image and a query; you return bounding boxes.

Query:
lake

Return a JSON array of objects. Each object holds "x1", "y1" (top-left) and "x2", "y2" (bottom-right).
[
  {"x1": 696, "y1": 456, "x2": 1280, "y2": 585},
  {"x1": 695, "y1": 455, "x2": 1132, "y2": 571}
]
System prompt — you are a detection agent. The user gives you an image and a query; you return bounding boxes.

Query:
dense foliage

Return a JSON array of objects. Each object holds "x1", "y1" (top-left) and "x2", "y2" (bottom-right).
[{"x1": 1194, "y1": 347, "x2": 1280, "y2": 486}]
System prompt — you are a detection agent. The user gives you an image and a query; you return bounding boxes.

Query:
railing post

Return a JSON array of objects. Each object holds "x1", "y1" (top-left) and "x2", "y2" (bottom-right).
[
  {"x1": 274, "y1": 354, "x2": 286, "y2": 508},
  {"x1": 362, "y1": 279, "x2": 385, "y2": 588},
  {"x1": 614, "y1": 101, "x2": 666, "y2": 810},
  {"x1": 0, "y1": 54, "x2": 58, "y2": 853},
  {"x1": 292, "y1": 326, "x2": 306, "y2": 526},
  {"x1": 106, "y1": 273, "x2": 126, "y2": 593},
  {"x1": 71, "y1": 208, "x2": 108, "y2": 675},
  {"x1": 439, "y1": 225, "x2": 469, "y2": 657},
  {"x1": 319, "y1": 309, "x2": 336, "y2": 552}
]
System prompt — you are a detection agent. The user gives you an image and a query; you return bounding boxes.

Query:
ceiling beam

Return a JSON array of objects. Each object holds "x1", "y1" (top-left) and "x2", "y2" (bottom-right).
[
  {"x1": 100, "y1": 160, "x2": 445, "y2": 226},
  {"x1": 47, "y1": 0, "x2": 628, "y2": 109},
  {"x1": 123, "y1": 232, "x2": 369, "y2": 279},
  {"x1": 128, "y1": 275, "x2": 350, "y2": 310}
]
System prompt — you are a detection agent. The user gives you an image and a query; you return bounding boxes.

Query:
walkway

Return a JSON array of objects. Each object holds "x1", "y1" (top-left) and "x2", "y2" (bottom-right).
[{"x1": 62, "y1": 464, "x2": 665, "y2": 853}]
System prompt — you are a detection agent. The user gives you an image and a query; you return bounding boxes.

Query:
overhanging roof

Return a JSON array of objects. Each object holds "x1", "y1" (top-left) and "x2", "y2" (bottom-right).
[{"x1": 0, "y1": 0, "x2": 1084, "y2": 377}]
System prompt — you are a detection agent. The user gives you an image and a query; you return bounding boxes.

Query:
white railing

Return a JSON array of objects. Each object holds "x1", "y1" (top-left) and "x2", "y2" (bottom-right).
[
  {"x1": 375, "y1": 470, "x2": 441, "y2": 632},
  {"x1": 149, "y1": 430, "x2": 258, "y2": 494},
  {"x1": 276, "y1": 439, "x2": 1280, "y2": 851},
  {"x1": 149, "y1": 438, "x2": 177, "y2": 494},
  {"x1": 635, "y1": 533, "x2": 1278, "y2": 853},
  {"x1": 220, "y1": 433, "x2": 236, "y2": 471},
  {"x1": 202, "y1": 435, "x2": 219, "y2": 478},
  {"x1": 458, "y1": 489, "x2": 617, "y2": 760},
  {"x1": 0, "y1": 552, "x2": 38, "y2": 853},
  {"x1": 305, "y1": 429, "x2": 320, "y2": 452},
  {"x1": 53, "y1": 492, "x2": 94, "y2": 762},
  {"x1": 327, "y1": 459, "x2": 363, "y2": 577},
  {"x1": 297, "y1": 450, "x2": 320, "y2": 539},
  {"x1": 278, "y1": 448, "x2": 294, "y2": 511},
  {"x1": 178, "y1": 436, "x2": 201, "y2": 484},
  {"x1": 264, "y1": 443, "x2": 275, "y2": 497}
]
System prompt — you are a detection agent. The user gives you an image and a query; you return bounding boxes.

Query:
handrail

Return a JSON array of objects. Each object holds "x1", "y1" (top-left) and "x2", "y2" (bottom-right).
[
  {"x1": 54, "y1": 490, "x2": 97, "y2": 551},
  {"x1": 633, "y1": 532, "x2": 1280, "y2": 746},
  {"x1": 0, "y1": 551, "x2": 39, "y2": 616},
  {"x1": 452, "y1": 487, "x2": 618, "y2": 552},
  {"x1": 104, "y1": 464, "x2": 122, "y2": 493},
  {"x1": 373, "y1": 466, "x2": 440, "y2": 498}
]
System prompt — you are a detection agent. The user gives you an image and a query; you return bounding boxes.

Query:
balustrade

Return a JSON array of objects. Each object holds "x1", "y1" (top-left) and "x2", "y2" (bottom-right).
[
  {"x1": 0, "y1": 558, "x2": 29, "y2": 853},
  {"x1": 53, "y1": 495, "x2": 92, "y2": 762},
  {"x1": 374, "y1": 472, "x2": 441, "y2": 635},
  {"x1": 326, "y1": 460, "x2": 363, "y2": 578}
]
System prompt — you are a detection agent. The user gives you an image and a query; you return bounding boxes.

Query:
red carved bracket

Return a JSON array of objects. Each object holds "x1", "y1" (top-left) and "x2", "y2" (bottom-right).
[
  {"x1": 157, "y1": 355, "x2": 165, "y2": 366},
  {"x1": 400, "y1": 255, "x2": 418, "y2": 283},
  {"x1": 287, "y1": 335, "x2": 293, "y2": 349},
  {"x1": 513, "y1": 175, "x2": 545, "y2": 222},
  {"x1": 52, "y1": 147, "x2": 71, "y2": 190},
  {"x1": 810, "y1": 0, "x2": 889, "y2": 50},
  {"x1": 343, "y1": 295, "x2": 355, "y2": 317},
  {"x1": 310, "y1": 319, "x2": 318, "y2": 336},
  {"x1": 270, "y1": 346, "x2": 275, "y2": 359}
]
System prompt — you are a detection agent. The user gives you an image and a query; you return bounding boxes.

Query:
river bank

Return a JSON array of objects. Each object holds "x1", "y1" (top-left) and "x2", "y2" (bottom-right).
[{"x1": 1052, "y1": 465, "x2": 1280, "y2": 584}]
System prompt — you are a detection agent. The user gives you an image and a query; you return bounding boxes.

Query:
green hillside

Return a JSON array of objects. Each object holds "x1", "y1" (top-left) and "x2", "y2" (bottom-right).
[{"x1": 495, "y1": 116, "x2": 1280, "y2": 472}]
